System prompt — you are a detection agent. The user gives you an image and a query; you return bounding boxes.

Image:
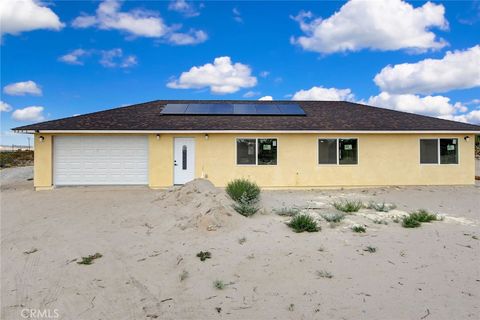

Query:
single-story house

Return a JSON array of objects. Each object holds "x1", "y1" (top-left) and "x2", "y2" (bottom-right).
[{"x1": 12, "y1": 100, "x2": 480, "y2": 190}]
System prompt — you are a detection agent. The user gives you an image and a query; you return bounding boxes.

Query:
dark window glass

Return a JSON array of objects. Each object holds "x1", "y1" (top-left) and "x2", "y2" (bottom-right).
[
  {"x1": 237, "y1": 139, "x2": 256, "y2": 165},
  {"x1": 182, "y1": 145, "x2": 187, "y2": 170},
  {"x1": 440, "y1": 138, "x2": 458, "y2": 164},
  {"x1": 318, "y1": 139, "x2": 337, "y2": 164},
  {"x1": 258, "y1": 139, "x2": 277, "y2": 165},
  {"x1": 420, "y1": 139, "x2": 438, "y2": 164},
  {"x1": 339, "y1": 139, "x2": 358, "y2": 165}
]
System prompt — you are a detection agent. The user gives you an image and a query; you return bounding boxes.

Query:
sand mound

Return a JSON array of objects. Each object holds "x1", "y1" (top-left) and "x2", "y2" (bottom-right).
[{"x1": 155, "y1": 179, "x2": 242, "y2": 231}]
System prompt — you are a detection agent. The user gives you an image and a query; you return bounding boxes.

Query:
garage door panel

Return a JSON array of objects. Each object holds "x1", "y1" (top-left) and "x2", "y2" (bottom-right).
[{"x1": 54, "y1": 136, "x2": 148, "y2": 185}]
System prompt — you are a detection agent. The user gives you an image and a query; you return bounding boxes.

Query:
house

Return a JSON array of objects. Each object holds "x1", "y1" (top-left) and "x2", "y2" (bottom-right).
[{"x1": 12, "y1": 100, "x2": 480, "y2": 190}]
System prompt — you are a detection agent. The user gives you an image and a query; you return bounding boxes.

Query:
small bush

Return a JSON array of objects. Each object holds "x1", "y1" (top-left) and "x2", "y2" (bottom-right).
[
  {"x1": 351, "y1": 225, "x2": 366, "y2": 233},
  {"x1": 180, "y1": 270, "x2": 189, "y2": 281},
  {"x1": 316, "y1": 270, "x2": 333, "y2": 279},
  {"x1": 213, "y1": 280, "x2": 225, "y2": 290},
  {"x1": 363, "y1": 246, "x2": 377, "y2": 253},
  {"x1": 402, "y1": 215, "x2": 421, "y2": 228},
  {"x1": 367, "y1": 201, "x2": 397, "y2": 212},
  {"x1": 77, "y1": 253, "x2": 102, "y2": 265},
  {"x1": 232, "y1": 193, "x2": 259, "y2": 217},
  {"x1": 274, "y1": 207, "x2": 300, "y2": 217},
  {"x1": 373, "y1": 219, "x2": 388, "y2": 225},
  {"x1": 287, "y1": 214, "x2": 319, "y2": 233},
  {"x1": 238, "y1": 237, "x2": 247, "y2": 245},
  {"x1": 226, "y1": 178, "x2": 260, "y2": 203},
  {"x1": 401, "y1": 209, "x2": 438, "y2": 228},
  {"x1": 332, "y1": 199, "x2": 363, "y2": 213},
  {"x1": 196, "y1": 251, "x2": 211, "y2": 261},
  {"x1": 322, "y1": 212, "x2": 345, "y2": 223},
  {"x1": 409, "y1": 209, "x2": 438, "y2": 222}
]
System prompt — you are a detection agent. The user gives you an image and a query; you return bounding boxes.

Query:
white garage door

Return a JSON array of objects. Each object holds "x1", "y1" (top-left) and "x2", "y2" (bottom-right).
[{"x1": 54, "y1": 136, "x2": 148, "y2": 185}]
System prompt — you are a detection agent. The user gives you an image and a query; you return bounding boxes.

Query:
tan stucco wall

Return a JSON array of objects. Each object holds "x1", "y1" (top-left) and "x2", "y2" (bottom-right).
[
  {"x1": 33, "y1": 132, "x2": 476, "y2": 190},
  {"x1": 33, "y1": 134, "x2": 53, "y2": 190}
]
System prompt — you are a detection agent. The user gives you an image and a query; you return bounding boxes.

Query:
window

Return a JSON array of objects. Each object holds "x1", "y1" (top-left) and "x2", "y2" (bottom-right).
[
  {"x1": 258, "y1": 139, "x2": 277, "y2": 165},
  {"x1": 420, "y1": 138, "x2": 458, "y2": 164},
  {"x1": 339, "y1": 139, "x2": 358, "y2": 165},
  {"x1": 236, "y1": 139, "x2": 256, "y2": 165},
  {"x1": 420, "y1": 139, "x2": 438, "y2": 164},
  {"x1": 318, "y1": 139, "x2": 337, "y2": 164},
  {"x1": 236, "y1": 138, "x2": 277, "y2": 165},
  {"x1": 318, "y1": 138, "x2": 358, "y2": 165}
]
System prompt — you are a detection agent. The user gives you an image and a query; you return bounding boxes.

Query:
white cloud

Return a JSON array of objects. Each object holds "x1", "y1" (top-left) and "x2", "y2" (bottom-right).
[
  {"x1": 58, "y1": 49, "x2": 90, "y2": 65},
  {"x1": 367, "y1": 92, "x2": 467, "y2": 118},
  {"x1": 443, "y1": 109, "x2": 480, "y2": 124},
  {"x1": 259, "y1": 71, "x2": 270, "y2": 78},
  {"x1": 243, "y1": 91, "x2": 259, "y2": 98},
  {"x1": 168, "y1": 0, "x2": 200, "y2": 17},
  {"x1": 258, "y1": 96, "x2": 273, "y2": 101},
  {"x1": 167, "y1": 29, "x2": 207, "y2": 45},
  {"x1": 0, "y1": 0, "x2": 64, "y2": 38},
  {"x1": 12, "y1": 106, "x2": 45, "y2": 122},
  {"x1": 72, "y1": 0, "x2": 167, "y2": 37},
  {"x1": 167, "y1": 56, "x2": 257, "y2": 94},
  {"x1": 291, "y1": 0, "x2": 448, "y2": 54},
  {"x1": 99, "y1": 48, "x2": 137, "y2": 68},
  {"x1": 374, "y1": 45, "x2": 480, "y2": 94},
  {"x1": 233, "y1": 8, "x2": 243, "y2": 23},
  {"x1": 72, "y1": 0, "x2": 207, "y2": 45},
  {"x1": 1, "y1": 101, "x2": 12, "y2": 112},
  {"x1": 3, "y1": 80, "x2": 42, "y2": 96},
  {"x1": 292, "y1": 86, "x2": 354, "y2": 101}
]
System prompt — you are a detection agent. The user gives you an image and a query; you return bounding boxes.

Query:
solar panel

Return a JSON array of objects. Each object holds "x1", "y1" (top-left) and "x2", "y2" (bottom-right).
[
  {"x1": 161, "y1": 104, "x2": 188, "y2": 114},
  {"x1": 233, "y1": 104, "x2": 256, "y2": 114},
  {"x1": 161, "y1": 103, "x2": 305, "y2": 116}
]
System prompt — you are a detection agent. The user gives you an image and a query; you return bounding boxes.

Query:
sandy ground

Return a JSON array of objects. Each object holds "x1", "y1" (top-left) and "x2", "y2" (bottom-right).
[{"x1": 1, "y1": 167, "x2": 479, "y2": 320}]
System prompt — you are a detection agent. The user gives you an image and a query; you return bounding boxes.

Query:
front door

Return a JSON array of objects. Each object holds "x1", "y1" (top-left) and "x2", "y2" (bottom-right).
[{"x1": 174, "y1": 138, "x2": 195, "y2": 185}]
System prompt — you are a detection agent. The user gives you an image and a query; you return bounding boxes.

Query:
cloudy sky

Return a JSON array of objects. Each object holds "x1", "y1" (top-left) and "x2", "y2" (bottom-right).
[{"x1": 1, "y1": 0, "x2": 479, "y2": 145}]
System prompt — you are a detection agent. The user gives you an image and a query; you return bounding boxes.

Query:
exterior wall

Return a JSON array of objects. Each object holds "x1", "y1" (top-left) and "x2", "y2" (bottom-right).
[
  {"x1": 33, "y1": 133, "x2": 53, "y2": 190},
  {"x1": 154, "y1": 133, "x2": 475, "y2": 188},
  {"x1": 33, "y1": 132, "x2": 476, "y2": 190}
]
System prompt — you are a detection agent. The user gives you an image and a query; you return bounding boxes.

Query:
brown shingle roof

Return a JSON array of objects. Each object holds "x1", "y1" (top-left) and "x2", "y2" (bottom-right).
[{"x1": 12, "y1": 100, "x2": 480, "y2": 132}]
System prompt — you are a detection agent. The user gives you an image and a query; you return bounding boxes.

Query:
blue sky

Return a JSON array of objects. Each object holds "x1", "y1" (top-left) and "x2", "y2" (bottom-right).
[{"x1": 1, "y1": 0, "x2": 479, "y2": 145}]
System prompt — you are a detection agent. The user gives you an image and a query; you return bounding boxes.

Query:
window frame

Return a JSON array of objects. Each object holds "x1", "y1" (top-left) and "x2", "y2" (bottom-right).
[
  {"x1": 317, "y1": 137, "x2": 359, "y2": 166},
  {"x1": 235, "y1": 137, "x2": 279, "y2": 166},
  {"x1": 419, "y1": 138, "x2": 459, "y2": 165}
]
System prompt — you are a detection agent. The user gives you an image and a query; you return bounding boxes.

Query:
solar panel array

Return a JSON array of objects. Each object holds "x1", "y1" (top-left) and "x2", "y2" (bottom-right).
[{"x1": 161, "y1": 103, "x2": 306, "y2": 115}]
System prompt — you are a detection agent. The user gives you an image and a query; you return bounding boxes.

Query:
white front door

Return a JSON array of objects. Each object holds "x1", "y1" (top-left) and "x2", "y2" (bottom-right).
[{"x1": 174, "y1": 138, "x2": 195, "y2": 185}]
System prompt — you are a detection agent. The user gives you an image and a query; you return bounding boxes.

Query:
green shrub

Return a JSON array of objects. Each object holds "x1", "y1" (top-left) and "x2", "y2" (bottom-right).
[
  {"x1": 316, "y1": 270, "x2": 333, "y2": 279},
  {"x1": 401, "y1": 209, "x2": 438, "y2": 228},
  {"x1": 367, "y1": 201, "x2": 397, "y2": 212},
  {"x1": 287, "y1": 214, "x2": 319, "y2": 233},
  {"x1": 274, "y1": 207, "x2": 300, "y2": 217},
  {"x1": 402, "y1": 216, "x2": 421, "y2": 228},
  {"x1": 77, "y1": 253, "x2": 102, "y2": 265},
  {"x1": 351, "y1": 225, "x2": 366, "y2": 233},
  {"x1": 226, "y1": 179, "x2": 260, "y2": 203},
  {"x1": 196, "y1": 251, "x2": 211, "y2": 261},
  {"x1": 232, "y1": 193, "x2": 259, "y2": 217},
  {"x1": 321, "y1": 212, "x2": 345, "y2": 223},
  {"x1": 409, "y1": 209, "x2": 438, "y2": 222},
  {"x1": 332, "y1": 199, "x2": 363, "y2": 213},
  {"x1": 213, "y1": 280, "x2": 225, "y2": 290},
  {"x1": 363, "y1": 246, "x2": 377, "y2": 253}
]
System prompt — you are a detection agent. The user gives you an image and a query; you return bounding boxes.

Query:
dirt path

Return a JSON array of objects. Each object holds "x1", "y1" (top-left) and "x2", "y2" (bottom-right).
[{"x1": 1, "y1": 171, "x2": 479, "y2": 319}]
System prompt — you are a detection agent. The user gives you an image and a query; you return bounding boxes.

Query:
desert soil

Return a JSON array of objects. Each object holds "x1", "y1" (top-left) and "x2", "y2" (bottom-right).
[{"x1": 1, "y1": 167, "x2": 479, "y2": 320}]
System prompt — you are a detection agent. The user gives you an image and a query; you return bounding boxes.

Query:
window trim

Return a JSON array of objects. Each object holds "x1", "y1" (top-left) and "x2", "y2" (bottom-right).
[
  {"x1": 235, "y1": 137, "x2": 279, "y2": 166},
  {"x1": 317, "y1": 137, "x2": 359, "y2": 166},
  {"x1": 419, "y1": 138, "x2": 459, "y2": 165}
]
